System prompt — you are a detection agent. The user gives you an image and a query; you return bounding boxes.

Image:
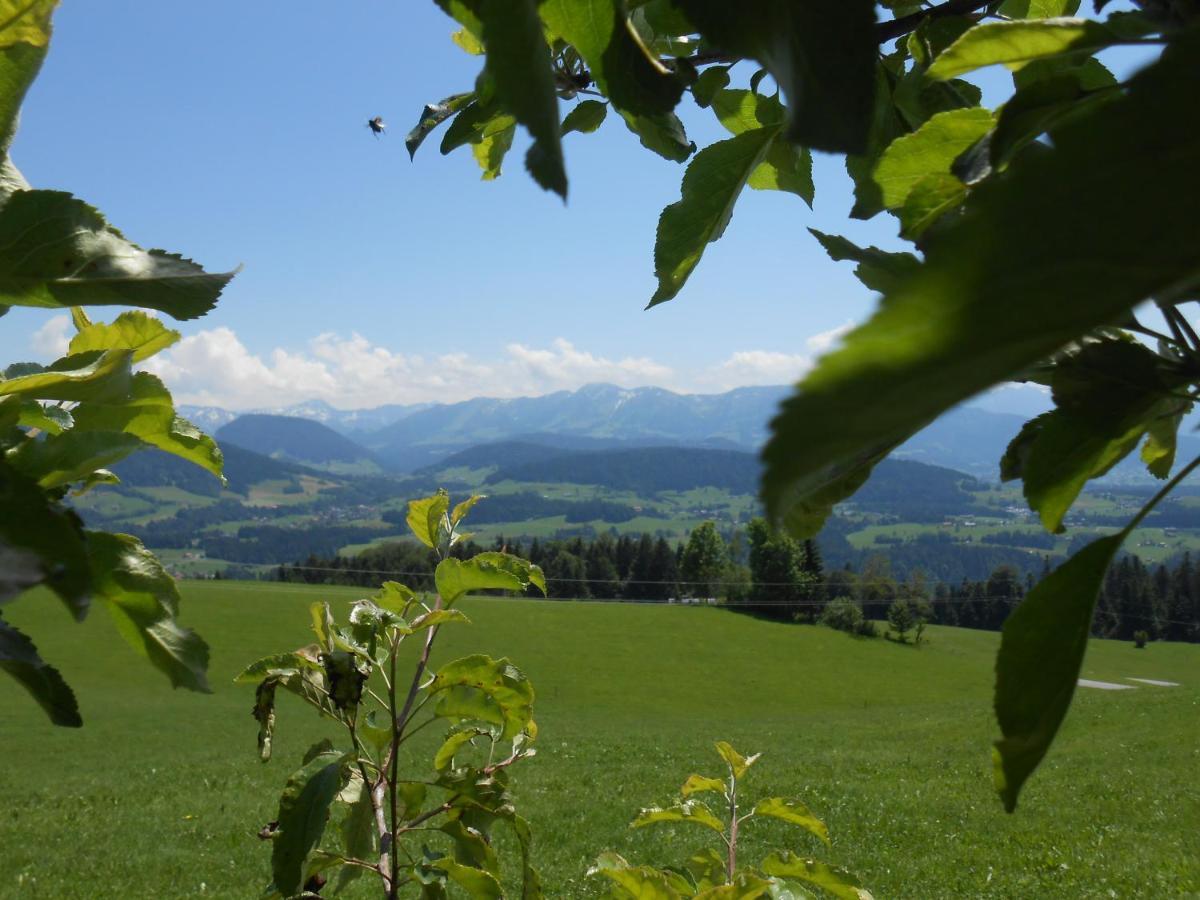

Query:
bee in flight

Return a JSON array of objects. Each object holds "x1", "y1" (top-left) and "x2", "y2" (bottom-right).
[{"x1": 367, "y1": 116, "x2": 386, "y2": 137}]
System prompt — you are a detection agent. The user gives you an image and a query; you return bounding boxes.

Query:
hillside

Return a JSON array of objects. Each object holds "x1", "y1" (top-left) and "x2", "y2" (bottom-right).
[
  {"x1": 216, "y1": 414, "x2": 380, "y2": 472},
  {"x1": 2, "y1": 583, "x2": 1195, "y2": 898},
  {"x1": 109, "y1": 443, "x2": 325, "y2": 496}
]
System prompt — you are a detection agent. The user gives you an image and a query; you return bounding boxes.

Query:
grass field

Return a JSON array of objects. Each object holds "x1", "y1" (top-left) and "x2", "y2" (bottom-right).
[{"x1": 1, "y1": 582, "x2": 1197, "y2": 898}]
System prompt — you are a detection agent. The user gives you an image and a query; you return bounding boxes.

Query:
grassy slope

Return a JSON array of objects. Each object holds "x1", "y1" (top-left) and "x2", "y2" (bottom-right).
[{"x1": 1, "y1": 583, "x2": 1196, "y2": 898}]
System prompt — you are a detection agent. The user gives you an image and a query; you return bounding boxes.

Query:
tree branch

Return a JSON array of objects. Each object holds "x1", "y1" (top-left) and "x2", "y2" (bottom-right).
[{"x1": 875, "y1": 0, "x2": 996, "y2": 43}]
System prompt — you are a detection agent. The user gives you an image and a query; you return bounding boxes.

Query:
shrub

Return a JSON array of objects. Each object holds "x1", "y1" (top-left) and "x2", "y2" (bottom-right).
[
  {"x1": 821, "y1": 597, "x2": 865, "y2": 635},
  {"x1": 1134, "y1": 629, "x2": 1149, "y2": 649}
]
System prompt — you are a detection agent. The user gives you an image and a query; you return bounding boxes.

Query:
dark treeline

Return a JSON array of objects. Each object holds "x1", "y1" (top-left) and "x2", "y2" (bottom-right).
[
  {"x1": 272, "y1": 525, "x2": 1200, "y2": 643},
  {"x1": 380, "y1": 492, "x2": 638, "y2": 527}
]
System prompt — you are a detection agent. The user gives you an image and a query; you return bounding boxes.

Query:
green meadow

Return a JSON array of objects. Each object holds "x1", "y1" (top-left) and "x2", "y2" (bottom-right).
[{"x1": 1, "y1": 582, "x2": 1197, "y2": 898}]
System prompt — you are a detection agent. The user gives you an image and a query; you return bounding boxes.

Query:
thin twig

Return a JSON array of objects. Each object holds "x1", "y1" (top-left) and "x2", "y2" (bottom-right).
[{"x1": 875, "y1": 0, "x2": 996, "y2": 43}]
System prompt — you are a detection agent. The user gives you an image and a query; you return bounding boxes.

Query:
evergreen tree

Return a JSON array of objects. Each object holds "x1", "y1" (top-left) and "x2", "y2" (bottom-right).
[{"x1": 680, "y1": 521, "x2": 727, "y2": 599}]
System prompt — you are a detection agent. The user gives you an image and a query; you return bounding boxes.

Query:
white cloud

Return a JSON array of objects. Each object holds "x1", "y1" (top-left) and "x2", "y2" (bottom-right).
[
  {"x1": 144, "y1": 327, "x2": 857, "y2": 409},
  {"x1": 30, "y1": 314, "x2": 71, "y2": 359},
  {"x1": 805, "y1": 321, "x2": 855, "y2": 353}
]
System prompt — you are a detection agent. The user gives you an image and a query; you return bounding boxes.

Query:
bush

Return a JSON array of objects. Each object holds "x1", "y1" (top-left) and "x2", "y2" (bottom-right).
[
  {"x1": 821, "y1": 597, "x2": 865, "y2": 635},
  {"x1": 1134, "y1": 629, "x2": 1149, "y2": 649}
]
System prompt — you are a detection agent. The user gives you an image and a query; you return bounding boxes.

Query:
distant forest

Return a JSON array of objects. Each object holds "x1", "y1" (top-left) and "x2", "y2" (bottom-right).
[{"x1": 271, "y1": 531, "x2": 1199, "y2": 644}]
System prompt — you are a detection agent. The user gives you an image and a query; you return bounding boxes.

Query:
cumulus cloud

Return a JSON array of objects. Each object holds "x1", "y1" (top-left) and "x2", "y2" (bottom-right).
[
  {"x1": 141, "y1": 324, "x2": 858, "y2": 409},
  {"x1": 30, "y1": 314, "x2": 72, "y2": 358}
]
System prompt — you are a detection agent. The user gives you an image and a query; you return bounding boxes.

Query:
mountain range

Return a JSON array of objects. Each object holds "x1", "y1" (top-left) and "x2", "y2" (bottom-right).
[{"x1": 183, "y1": 382, "x2": 1198, "y2": 483}]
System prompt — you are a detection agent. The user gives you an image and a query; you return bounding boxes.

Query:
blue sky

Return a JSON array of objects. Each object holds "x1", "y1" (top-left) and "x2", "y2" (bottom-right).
[{"x1": 4, "y1": 3, "x2": 1136, "y2": 413}]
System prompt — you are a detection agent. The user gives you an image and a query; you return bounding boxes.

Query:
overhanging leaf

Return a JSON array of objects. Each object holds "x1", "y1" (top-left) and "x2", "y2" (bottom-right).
[
  {"x1": 67, "y1": 310, "x2": 179, "y2": 362},
  {"x1": 406, "y1": 91, "x2": 475, "y2": 159},
  {"x1": 808, "y1": 229, "x2": 920, "y2": 295},
  {"x1": 0, "y1": 190, "x2": 234, "y2": 320},
  {"x1": 541, "y1": 0, "x2": 685, "y2": 117},
  {"x1": 674, "y1": 0, "x2": 878, "y2": 153},
  {"x1": 0, "y1": 612, "x2": 81, "y2": 727},
  {"x1": 993, "y1": 533, "x2": 1121, "y2": 811},
  {"x1": 762, "y1": 30, "x2": 1200, "y2": 536},
  {"x1": 872, "y1": 107, "x2": 994, "y2": 209},
  {"x1": 87, "y1": 531, "x2": 210, "y2": 692},
  {"x1": 562, "y1": 99, "x2": 608, "y2": 136},
  {"x1": 474, "y1": 1, "x2": 566, "y2": 197},
  {"x1": 650, "y1": 127, "x2": 778, "y2": 306},
  {"x1": 927, "y1": 18, "x2": 1118, "y2": 80}
]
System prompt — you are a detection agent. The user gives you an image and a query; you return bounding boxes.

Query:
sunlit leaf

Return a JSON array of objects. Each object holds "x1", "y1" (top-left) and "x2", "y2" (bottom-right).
[
  {"x1": 429, "y1": 653, "x2": 535, "y2": 739},
  {"x1": 762, "y1": 32, "x2": 1200, "y2": 536},
  {"x1": 927, "y1": 18, "x2": 1116, "y2": 80},
  {"x1": 752, "y1": 797, "x2": 830, "y2": 847},
  {"x1": 88, "y1": 531, "x2": 210, "y2": 692},
  {"x1": 631, "y1": 799, "x2": 724, "y2": 833},
  {"x1": 872, "y1": 107, "x2": 994, "y2": 209},
  {"x1": 759, "y1": 852, "x2": 872, "y2": 899}
]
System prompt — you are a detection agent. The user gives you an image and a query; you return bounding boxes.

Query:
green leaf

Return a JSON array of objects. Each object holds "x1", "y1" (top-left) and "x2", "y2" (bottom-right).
[
  {"x1": 872, "y1": 107, "x2": 994, "y2": 209},
  {"x1": 0, "y1": 31, "x2": 48, "y2": 157},
  {"x1": 271, "y1": 750, "x2": 350, "y2": 898},
  {"x1": 0, "y1": 190, "x2": 234, "y2": 319},
  {"x1": 993, "y1": 532, "x2": 1122, "y2": 811},
  {"x1": 752, "y1": 797, "x2": 830, "y2": 847},
  {"x1": 411, "y1": 607, "x2": 471, "y2": 631},
  {"x1": 683, "y1": 848, "x2": 726, "y2": 893},
  {"x1": 0, "y1": 457, "x2": 90, "y2": 616},
  {"x1": 233, "y1": 646, "x2": 323, "y2": 685},
  {"x1": 1141, "y1": 407, "x2": 1183, "y2": 479},
  {"x1": 650, "y1": 127, "x2": 778, "y2": 306},
  {"x1": 562, "y1": 99, "x2": 608, "y2": 136},
  {"x1": 88, "y1": 531, "x2": 210, "y2": 692},
  {"x1": 67, "y1": 372, "x2": 224, "y2": 481},
  {"x1": 762, "y1": 30, "x2": 1200, "y2": 537},
  {"x1": 407, "y1": 490, "x2": 450, "y2": 549},
  {"x1": 898, "y1": 172, "x2": 966, "y2": 240},
  {"x1": 991, "y1": 71, "x2": 1116, "y2": 167},
  {"x1": 808, "y1": 229, "x2": 920, "y2": 295},
  {"x1": 252, "y1": 679, "x2": 277, "y2": 761},
  {"x1": 926, "y1": 18, "x2": 1117, "y2": 80},
  {"x1": 691, "y1": 66, "x2": 730, "y2": 108},
  {"x1": 693, "y1": 874, "x2": 772, "y2": 899},
  {"x1": 674, "y1": 0, "x2": 878, "y2": 152},
  {"x1": 998, "y1": 0, "x2": 1081, "y2": 16},
  {"x1": 471, "y1": 117, "x2": 516, "y2": 180},
  {"x1": 618, "y1": 108, "x2": 694, "y2": 162},
  {"x1": 429, "y1": 653, "x2": 534, "y2": 739},
  {"x1": 434, "y1": 727, "x2": 490, "y2": 771},
  {"x1": 333, "y1": 787, "x2": 377, "y2": 892},
  {"x1": 17, "y1": 400, "x2": 72, "y2": 433},
  {"x1": 474, "y1": 2, "x2": 566, "y2": 197},
  {"x1": 711, "y1": 90, "x2": 812, "y2": 203},
  {"x1": 435, "y1": 552, "x2": 546, "y2": 604},
  {"x1": 759, "y1": 852, "x2": 871, "y2": 900},
  {"x1": 508, "y1": 813, "x2": 544, "y2": 900},
  {"x1": 541, "y1": 0, "x2": 685, "y2": 117},
  {"x1": 406, "y1": 92, "x2": 475, "y2": 159},
  {"x1": 1008, "y1": 339, "x2": 1185, "y2": 531},
  {"x1": 680, "y1": 774, "x2": 726, "y2": 797},
  {"x1": 631, "y1": 799, "x2": 724, "y2": 833},
  {"x1": 7, "y1": 428, "x2": 142, "y2": 488},
  {"x1": 0, "y1": 350, "x2": 132, "y2": 402},
  {"x1": 435, "y1": 859, "x2": 502, "y2": 899},
  {"x1": 67, "y1": 310, "x2": 179, "y2": 362},
  {"x1": 846, "y1": 64, "x2": 906, "y2": 220},
  {"x1": 589, "y1": 852, "x2": 684, "y2": 899},
  {"x1": 714, "y1": 740, "x2": 759, "y2": 779},
  {"x1": 0, "y1": 612, "x2": 81, "y2": 727},
  {"x1": 450, "y1": 493, "x2": 484, "y2": 526},
  {"x1": 373, "y1": 580, "x2": 417, "y2": 615},
  {"x1": 440, "y1": 818, "x2": 500, "y2": 875}
]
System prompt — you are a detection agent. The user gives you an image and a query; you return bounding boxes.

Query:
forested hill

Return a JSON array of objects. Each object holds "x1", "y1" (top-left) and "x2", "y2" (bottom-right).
[
  {"x1": 216, "y1": 414, "x2": 379, "y2": 469},
  {"x1": 488, "y1": 446, "x2": 759, "y2": 494},
  {"x1": 110, "y1": 444, "x2": 325, "y2": 496}
]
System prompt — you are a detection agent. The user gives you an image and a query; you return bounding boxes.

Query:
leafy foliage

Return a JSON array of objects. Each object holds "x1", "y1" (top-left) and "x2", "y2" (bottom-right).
[
  {"x1": 0, "y1": 1, "x2": 232, "y2": 724},
  {"x1": 411, "y1": 0, "x2": 1200, "y2": 810},
  {"x1": 240, "y1": 492, "x2": 546, "y2": 898},
  {"x1": 591, "y1": 741, "x2": 870, "y2": 898}
]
